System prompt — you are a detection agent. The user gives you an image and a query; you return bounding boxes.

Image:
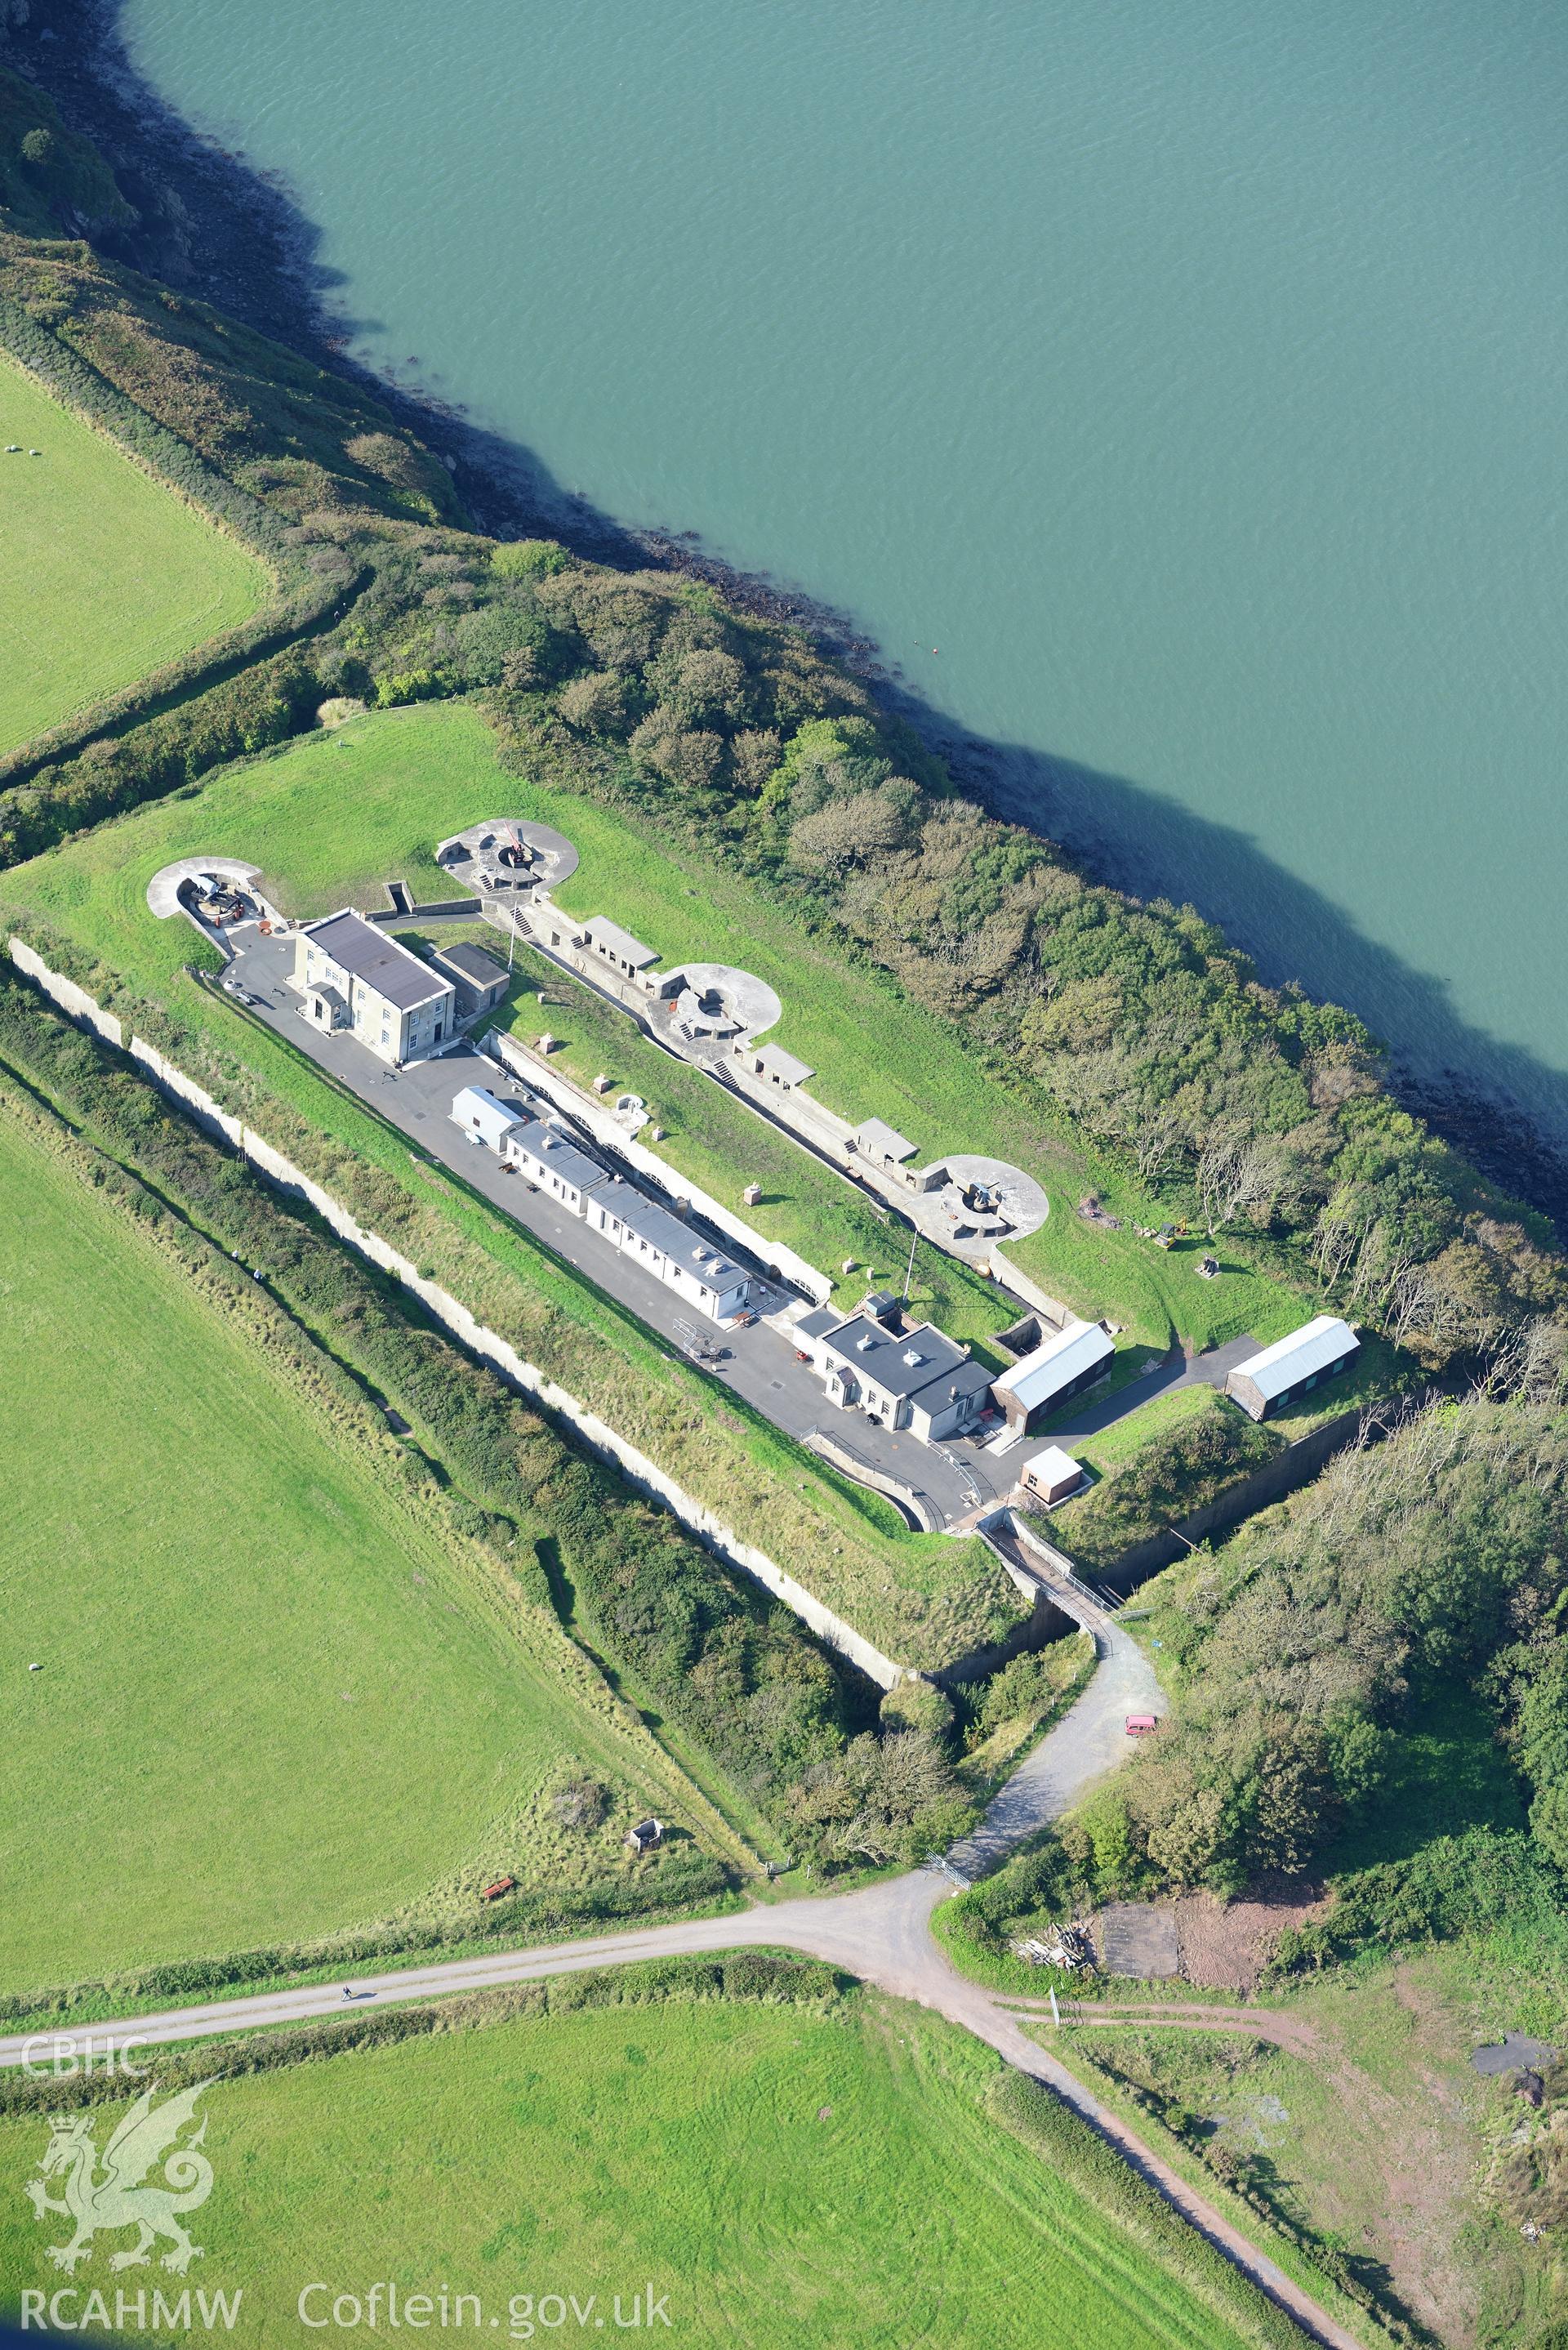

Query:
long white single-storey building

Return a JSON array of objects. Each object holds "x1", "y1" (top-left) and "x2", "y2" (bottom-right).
[
  {"x1": 294, "y1": 909, "x2": 456, "y2": 1067},
  {"x1": 448, "y1": 1086, "x2": 750, "y2": 1322},
  {"x1": 990, "y1": 1320, "x2": 1115, "y2": 1438},
  {"x1": 505, "y1": 1117, "x2": 608, "y2": 1214},
  {"x1": 586, "y1": 1176, "x2": 751, "y2": 1323},
  {"x1": 1225, "y1": 1316, "x2": 1359, "y2": 1421},
  {"x1": 450, "y1": 1086, "x2": 607, "y2": 1210}
]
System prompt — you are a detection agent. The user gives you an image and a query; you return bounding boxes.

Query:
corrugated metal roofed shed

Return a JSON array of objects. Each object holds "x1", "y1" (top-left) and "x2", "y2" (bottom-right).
[
  {"x1": 1229, "y1": 1316, "x2": 1358, "y2": 1403},
  {"x1": 992, "y1": 1321, "x2": 1114, "y2": 1411}
]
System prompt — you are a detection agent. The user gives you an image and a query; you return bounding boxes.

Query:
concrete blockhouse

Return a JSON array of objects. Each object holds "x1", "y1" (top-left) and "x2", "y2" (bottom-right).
[
  {"x1": 581, "y1": 916, "x2": 658, "y2": 981},
  {"x1": 431, "y1": 939, "x2": 511, "y2": 1021},
  {"x1": 737, "y1": 1041, "x2": 815, "y2": 1091}
]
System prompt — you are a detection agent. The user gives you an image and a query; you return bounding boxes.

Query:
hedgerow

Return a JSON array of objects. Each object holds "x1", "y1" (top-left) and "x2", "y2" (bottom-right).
[
  {"x1": 0, "y1": 975, "x2": 981, "y2": 1863},
  {"x1": 0, "y1": 1951, "x2": 842, "y2": 2117}
]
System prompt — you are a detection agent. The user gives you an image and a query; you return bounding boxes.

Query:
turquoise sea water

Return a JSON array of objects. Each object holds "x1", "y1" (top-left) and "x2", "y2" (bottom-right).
[{"x1": 122, "y1": 0, "x2": 1568, "y2": 1133}]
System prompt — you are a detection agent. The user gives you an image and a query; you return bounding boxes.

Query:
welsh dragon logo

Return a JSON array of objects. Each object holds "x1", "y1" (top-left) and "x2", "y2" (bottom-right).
[{"x1": 25, "y1": 2081, "x2": 216, "y2": 2275}]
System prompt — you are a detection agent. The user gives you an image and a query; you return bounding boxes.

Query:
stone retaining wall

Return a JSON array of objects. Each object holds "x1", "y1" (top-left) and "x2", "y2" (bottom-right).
[
  {"x1": 487, "y1": 1026, "x2": 834, "y2": 1305},
  {"x1": 7, "y1": 937, "x2": 906, "y2": 1692},
  {"x1": 1054, "y1": 1407, "x2": 1367, "y2": 1594}
]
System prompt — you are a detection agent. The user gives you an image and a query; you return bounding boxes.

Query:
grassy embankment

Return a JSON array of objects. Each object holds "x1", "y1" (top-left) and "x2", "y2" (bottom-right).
[
  {"x1": 399, "y1": 916, "x2": 1013, "y2": 1357},
  {"x1": 1042, "y1": 1347, "x2": 1403, "y2": 1572},
  {"x1": 0, "y1": 703, "x2": 1026, "y2": 1671},
  {"x1": 482, "y1": 747, "x2": 1307, "y2": 1358},
  {"x1": 16, "y1": 694, "x2": 1303, "y2": 1354},
  {"x1": 0, "y1": 1987, "x2": 1305, "y2": 2350},
  {"x1": 0, "y1": 1093, "x2": 723, "y2": 1999},
  {"x1": 0, "y1": 355, "x2": 263, "y2": 757}
]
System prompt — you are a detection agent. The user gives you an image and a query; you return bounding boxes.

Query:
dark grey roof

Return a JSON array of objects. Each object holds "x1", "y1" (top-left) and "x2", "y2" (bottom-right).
[
  {"x1": 507, "y1": 1118, "x2": 606, "y2": 1196},
  {"x1": 911, "y1": 1359, "x2": 992, "y2": 1411},
  {"x1": 797, "y1": 1306, "x2": 842, "y2": 1340},
  {"x1": 819, "y1": 1314, "x2": 973, "y2": 1401},
  {"x1": 434, "y1": 939, "x2": 510, "y2": 988},
  {"x1": 596, "y1": 1179, "x2": 745, "y2": 1291},
  {"x1": 307, "y1": 910, "x2": 449, "y2": 1012}
]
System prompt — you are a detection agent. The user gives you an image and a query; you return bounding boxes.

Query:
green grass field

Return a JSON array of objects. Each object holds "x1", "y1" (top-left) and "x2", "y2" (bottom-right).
[
  {"x1": 0, "y1": 704, "x2": 1030, "y2": 1671},
  {"x1": 0, "y1": 699, "x2": 1306, "y2": 1353},
  {"x1": 1070, "y1": 1381, "x2": 1223, "y2": 1479},
  {"x1": 0, "y1": 1995, "x2": 1280, "y2": 2349},
  {"x1": 0, "y1": 1103, "x2": 674, "y2": 1996},
  {"x1": 0, "y1": 357, "x2": 264, "y2": 756},
  {"x1": 399, "y1": 918, "x2": 1014, "y2": 1359}
]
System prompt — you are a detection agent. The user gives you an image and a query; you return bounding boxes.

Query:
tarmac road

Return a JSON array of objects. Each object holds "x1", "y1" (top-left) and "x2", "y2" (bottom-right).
[{"x1": 0, "y1": 1616, "x2": 1361, "y2": 2348}]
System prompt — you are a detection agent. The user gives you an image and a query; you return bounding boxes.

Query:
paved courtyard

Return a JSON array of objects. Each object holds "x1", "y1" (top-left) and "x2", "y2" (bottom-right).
[{"x1": 216, "y1": 923, "x2": 1016, "y2": 1527}]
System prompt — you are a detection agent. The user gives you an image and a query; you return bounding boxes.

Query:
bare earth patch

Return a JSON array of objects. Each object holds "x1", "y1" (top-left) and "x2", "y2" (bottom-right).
[
  {"x1": 1095, "y1": 1902, "x2": 1181, "y2": 1978},
  {"x1": 1175, "y1": 1881, "x2": 1329, "y2": 1993}
]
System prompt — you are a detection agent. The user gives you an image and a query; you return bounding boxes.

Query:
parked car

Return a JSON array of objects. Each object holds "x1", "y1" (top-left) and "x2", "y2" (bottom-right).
[{"x1": 1125, "y1": 1714, "x2": 1159, "y2": 1736}]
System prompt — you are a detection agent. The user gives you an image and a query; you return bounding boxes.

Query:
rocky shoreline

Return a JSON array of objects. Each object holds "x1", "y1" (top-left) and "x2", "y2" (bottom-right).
[{"x1": 8, "y1": 0, "x2": 1568, "y2": 1240}]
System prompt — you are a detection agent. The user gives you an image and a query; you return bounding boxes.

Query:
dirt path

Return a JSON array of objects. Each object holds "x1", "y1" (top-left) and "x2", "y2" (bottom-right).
[{"x1": 1000, "y1": 1996, "x2": 1328, "y2": 2062}]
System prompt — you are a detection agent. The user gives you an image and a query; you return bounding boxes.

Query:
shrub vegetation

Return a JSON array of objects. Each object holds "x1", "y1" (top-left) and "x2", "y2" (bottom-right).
[{"x1": 0, "y1": 975, "x2": 972, "y2": 1879}]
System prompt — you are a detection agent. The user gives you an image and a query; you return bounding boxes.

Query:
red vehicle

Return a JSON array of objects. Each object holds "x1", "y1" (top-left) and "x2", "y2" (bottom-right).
[
  {"x1": 479, "y1": 1875, "x2": 518, "y2": 1902},
  {"x1": 1125, "y1": 1715, "x2": 1159, "y2": 1737}
]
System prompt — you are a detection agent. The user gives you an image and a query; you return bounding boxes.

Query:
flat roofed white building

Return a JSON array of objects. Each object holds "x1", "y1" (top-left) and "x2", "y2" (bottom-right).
[
  {"x1": 1018, "y1": 1444, "x2": 1086, "y2": 1507},
  {"x1": 1226, "y1": 1316, "x2": 1359, "y2": 1421},
  {"x1": 991, "y1": 1320, "x2": 1115, "y2": 1437},
  {"x1": 451, "y1": 1084, "x2": 528, "y2": 1152},
  {"x1": 294, "y1": 910, "x2": 455, "y2": 1067}
]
